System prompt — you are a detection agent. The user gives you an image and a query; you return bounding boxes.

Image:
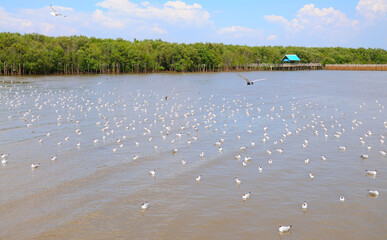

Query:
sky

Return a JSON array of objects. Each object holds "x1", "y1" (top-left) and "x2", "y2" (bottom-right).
[{"x1": 0, "y1": 0, "x2": 386, "y2": 48}]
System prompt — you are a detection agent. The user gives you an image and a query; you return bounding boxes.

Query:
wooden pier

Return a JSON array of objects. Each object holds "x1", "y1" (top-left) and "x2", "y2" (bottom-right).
[
  {"x1": 325, "y1": 64, "x2": 387, "y2": 71},
  {"x1": 247, "y1": 63, "x2": 322, "y2": 71}
]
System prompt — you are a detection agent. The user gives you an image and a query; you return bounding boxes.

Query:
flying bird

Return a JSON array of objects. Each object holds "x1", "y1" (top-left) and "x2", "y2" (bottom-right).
[
  {"x1": 50, "y1": 5, "x2": 66, "y2": 17},
  {"x1": 236, "y1": 73, "x2": 265, "y2": 85}
]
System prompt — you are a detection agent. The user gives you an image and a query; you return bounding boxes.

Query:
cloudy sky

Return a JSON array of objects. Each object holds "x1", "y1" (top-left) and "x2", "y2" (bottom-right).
[{"x1": 0, "y1": 0, "x2": 386, "y2": 48}]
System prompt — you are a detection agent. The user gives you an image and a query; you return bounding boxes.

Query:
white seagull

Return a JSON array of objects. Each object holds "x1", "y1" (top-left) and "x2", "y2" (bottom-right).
[
  {"x1": 278, "y1": 225, "x2": 292, "y2": 233},
  {"x1": 149, "y1": 170, "x2": 156, "y2": 177},
  {"x1": 196, "y1": 175, "x2": 201, "y2": 182},
  {"x1": 31, "y1": 163, "x2": 40, "y2": 169},
  {"x1": 141, "y1": 201, "x2": 150, "y2": 210},
  {"x1": 242, "y1": 192, "x2": 251, "y2": 200},
  {"x1": 365, "y1": 170, "x2": 377, "y2": 176},
  {"x1": 368, "y1": 190, "x2": 379, "y2": 197},
  {"x1": 302, "y1": 201, "x2": 308, "y2": 211},
  {"x1": 235, "y1": 177, "x2": 241, "y2": 185},
  {"x1": 360, "y1": 154, "x2": 368, "y2": 159},
  {"x1": 50, "y1": 5, "x2": 66, "y2": 17}
]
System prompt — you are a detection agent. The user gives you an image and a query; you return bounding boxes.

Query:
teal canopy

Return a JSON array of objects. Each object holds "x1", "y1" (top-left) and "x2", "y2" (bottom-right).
[{"x1": 282, "y1": 55, "x2": 300, "y2": 61}]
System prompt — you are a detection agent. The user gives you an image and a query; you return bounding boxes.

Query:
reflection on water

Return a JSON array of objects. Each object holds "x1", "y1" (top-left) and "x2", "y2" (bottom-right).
[{"x1": 0, "y1": 71, "x2": 386, "y2": 239}]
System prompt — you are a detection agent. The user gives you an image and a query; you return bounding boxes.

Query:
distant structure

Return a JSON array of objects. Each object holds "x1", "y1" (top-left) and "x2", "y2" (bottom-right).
[{"x1": 282, "y1": 55, "x2": 300, "y2": 63}]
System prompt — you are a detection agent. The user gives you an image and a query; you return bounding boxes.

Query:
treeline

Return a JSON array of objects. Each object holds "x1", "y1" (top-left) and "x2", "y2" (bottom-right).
[{"x1": 0, "y1": 32, "x2": 386, "y2": 75}]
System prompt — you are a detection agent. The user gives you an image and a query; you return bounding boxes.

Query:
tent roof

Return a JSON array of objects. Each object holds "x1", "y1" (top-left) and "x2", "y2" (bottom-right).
[{"x1": 282, "y1": 55, "x2": 300, "y2": 61}]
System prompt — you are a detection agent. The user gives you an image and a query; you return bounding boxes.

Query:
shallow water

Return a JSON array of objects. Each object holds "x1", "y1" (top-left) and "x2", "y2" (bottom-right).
[{"x1": 0, "y1": 71, "x2": 387, "y2": 240}]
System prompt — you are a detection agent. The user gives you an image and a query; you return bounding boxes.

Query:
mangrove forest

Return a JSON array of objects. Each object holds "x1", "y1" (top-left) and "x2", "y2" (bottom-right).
[{"x1": 0, "y1": 32, "x2": 386, "y2": 75}]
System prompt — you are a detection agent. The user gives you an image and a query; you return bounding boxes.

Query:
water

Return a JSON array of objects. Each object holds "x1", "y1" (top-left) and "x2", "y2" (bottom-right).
[{"x1": 0, "y1": 71, "x2": 386, "y2": 239}]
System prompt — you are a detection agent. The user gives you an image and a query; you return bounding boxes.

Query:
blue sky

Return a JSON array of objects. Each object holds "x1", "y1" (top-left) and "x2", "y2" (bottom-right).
[{"x1": 0, "y1": 0, "x2": 386, "y2": 48}]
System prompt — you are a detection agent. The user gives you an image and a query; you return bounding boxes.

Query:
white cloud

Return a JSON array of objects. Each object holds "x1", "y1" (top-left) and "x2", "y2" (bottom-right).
[
  {"x1": 94, "y1": 0, "x2": 211, "y2": 27},
  {"x1": 0, "y1": 6, "x2": 78, "y2": 36},
  {"x1": 265, "y1": 4, "x2": 358, "y2": 33},
  {"x1": 267, "y1": 34, "x2": 278, "y2": 41},
  {"x1": 152, "y1": 26, "x2": 167, "y2": 34},
  {"x1": 0, "y1": 1, "x2": 213, "y2": 41},
  {"x1": 356, "y1": 0, "x2": 387, "y2": 21},
  {"x1": 264, "y1": 15, "x2": 302, "y2": 31},
  {"x1": 217, "y1": 26, "x2": 256, "y2": 37},
  {"x1": 92, "y1": 9, "x2": 124, "y2": 28},
  {"x1": 215, "y1": 25, "x2": 265, "y2": 45},
  {"x1": 0, "y1": 7, "x2": 32, "y2": 31}
]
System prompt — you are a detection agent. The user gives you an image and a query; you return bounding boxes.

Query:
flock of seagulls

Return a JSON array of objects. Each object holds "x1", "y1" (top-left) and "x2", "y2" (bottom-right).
[{"x1": 1, "y1": 75, "x2": 386, "y2": 236}]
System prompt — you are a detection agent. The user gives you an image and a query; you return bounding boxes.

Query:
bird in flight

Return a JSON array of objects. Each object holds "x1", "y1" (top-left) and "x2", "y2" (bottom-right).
[
  {"x1": 236, "y1": 73, "x2": 266, "y2": 85},
  {"x1": 50, "y1": 5, "x2": 66, "y2": 17}
]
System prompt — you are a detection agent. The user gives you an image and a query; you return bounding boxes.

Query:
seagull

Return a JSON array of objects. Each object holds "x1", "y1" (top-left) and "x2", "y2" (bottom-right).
[
  {"x1": 268, "y1": 159, "x2": 272, "y2": 164},
  {"x1": 304, "y1": 158, "x2": 310, "y2": 164},
  {"x1": 133, "y1": 155, "x2": 139, "y2": 160},
  {"x1": 302, "y1": 201, "x2": 308, "y2": 211},
  {"x1": 235, "y1": 177, "x2": 242, "y2": 185},
  {"x1": 50, "y1": 5, "x2": 66, "y2": 17},
  {"x1": 236, "y1": 73, "x2": 265, "y2": 85},
  {"x1": 181, "y1": 159, "x2": 186, "y2": 166},
  {"x1": 51, "y1": 156, "x2": 57, "y2": 161},
  {"x1": 258, "y1": 166, "x2": 263, "y2": 172},
  {"x1": 31, "y1": 163, "x2": 40, "y2": 169},
  {"x1": 365, "y1": 170, "x2": 377, "y2": 176},
  {"x1": 149, "y1": 170, "x2": 156, "y2": 177},
  {"x1": 278, "y1": 225, "x2": 292, "y2": 233},
  {"x1": 340, "y1": 195, "x2": 345, "y2": 202},
  {"x1": 172, "y1": 148, "x2": 178, "y2": 154},
  {"x1": 200, "y1": 152, "x2": 204, "y2": 158},
  {"x1": 2, "y1": 159, "x2": 8, "y2": 164},
  {"x1": 235, "y1": 154, "x2": 241, "y2": 160},
  {"x1": 141, "y1": 201, "x2": 150, "y2": 210},
  {"x1": 321, "y1": 155, "x2": 327, "y2": 161},
  {"x1": 309, "y1": 172, "x2": 315, "y2": 179},
  {"x1": 242, "y1": 192, "x2": 251, "y2": 200},
  {"x1": 196, "y1": 175, "x2": 201, "y2": 182},
  {"x1": 368, "y1": 190, "x2": 379, "y2": 196},
  {"x1": 360, "y1": 154, "x2": 368, "y2": 159},
  {"x1": 338, "y1": 146, "x2": 346, "y2": 151}
]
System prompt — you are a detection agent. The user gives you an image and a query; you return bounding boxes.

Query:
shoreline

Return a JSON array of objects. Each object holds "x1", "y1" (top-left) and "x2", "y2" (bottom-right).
[{"x1": 1, "y1": 66, "x2": 386, "y2": 77}]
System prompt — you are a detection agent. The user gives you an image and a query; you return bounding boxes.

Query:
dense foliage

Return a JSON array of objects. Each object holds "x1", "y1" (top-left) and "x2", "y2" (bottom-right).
[{"x1": 0, "y1": 32, "x2": 386, "y2": 75}]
